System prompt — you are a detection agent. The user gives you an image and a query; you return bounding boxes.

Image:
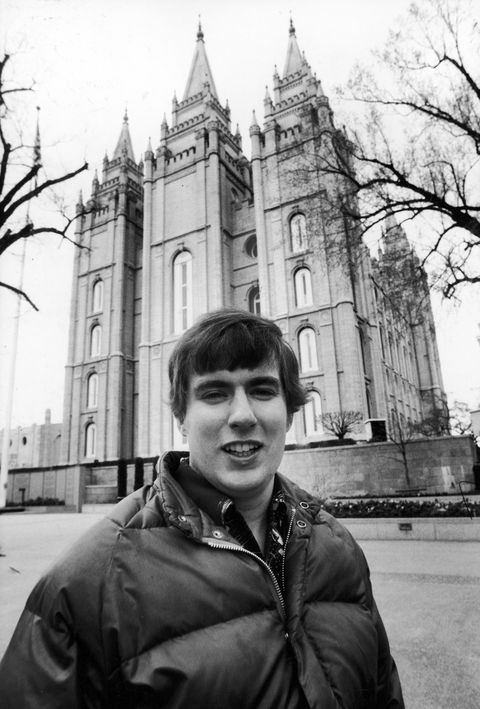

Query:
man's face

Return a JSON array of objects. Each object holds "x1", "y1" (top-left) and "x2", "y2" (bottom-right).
[{"x1": 181, "y1": 362, "x2": 292, "y2": 502}]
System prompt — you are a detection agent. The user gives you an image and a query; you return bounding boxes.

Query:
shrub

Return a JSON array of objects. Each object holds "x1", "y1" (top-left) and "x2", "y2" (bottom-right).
[{"x1": 321, "y1": 498, "x2": 479, "y2": 518}]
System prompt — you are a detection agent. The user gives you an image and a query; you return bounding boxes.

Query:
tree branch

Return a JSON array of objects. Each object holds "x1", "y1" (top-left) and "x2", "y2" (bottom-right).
[{"x1": 0, "y1": 279, "x2": 39, "y2": 310}]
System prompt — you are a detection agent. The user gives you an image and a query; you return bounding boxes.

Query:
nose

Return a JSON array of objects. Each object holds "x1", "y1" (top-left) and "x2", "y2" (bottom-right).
[{"x1": 228, "y1": 388, "x2": 257, "y2": 429}]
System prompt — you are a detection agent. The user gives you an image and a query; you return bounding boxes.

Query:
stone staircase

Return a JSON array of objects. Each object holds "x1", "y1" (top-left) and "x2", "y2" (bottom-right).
[
  {"x1": 84, "y1": 465, "x2": 118, "y2": 504},
  {"x1": 83, "y1": 460, "x2": 157, "y2": 505}
]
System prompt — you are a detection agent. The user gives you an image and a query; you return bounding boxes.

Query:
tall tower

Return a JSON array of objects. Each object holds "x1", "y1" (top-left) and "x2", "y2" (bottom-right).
[
  {"x1": 373, "y1": 215, "x2": 448, "y2": 430},
  {"x1": 61, "y1": 113, "x2": 143, "y2": 463},
  {"x1": 246, "y1": 21, "x2": 379, "y2": 442},
  {"x1": 137, "y1": 24, "x2": 252, "y2": 455}
]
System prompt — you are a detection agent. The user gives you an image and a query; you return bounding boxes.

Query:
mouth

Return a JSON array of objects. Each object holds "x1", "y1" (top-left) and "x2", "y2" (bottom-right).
[{"x1": 222, "y1": 441, "x2": 263, "y2": 458}]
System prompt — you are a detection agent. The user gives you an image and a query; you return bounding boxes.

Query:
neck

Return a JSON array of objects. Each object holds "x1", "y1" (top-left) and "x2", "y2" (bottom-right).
[{"x1": 233, "y1": 483, "x2": 273, "y2": 553}]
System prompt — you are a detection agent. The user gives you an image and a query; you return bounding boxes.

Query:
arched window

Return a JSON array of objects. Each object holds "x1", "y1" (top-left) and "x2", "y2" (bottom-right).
[
  {"x1": 173, "y1": 251, "x2": 193, "y2": 333},
  {"x1": 85, "y1": 422, "x2": 96, "y2": 458},
  {"x1": 87, "y1": 372, "x2": 98, "y2": 408},
  {"x1": 290, "y1": 213, "x2": 307, "y2": 253},
  {"x1": 304, "y1": 391, "x2": 323, "y2": 436},
  {"x1": 294, "y1": 268, "x2": 313, "y2": 308},
  {"x1": 379, "y1": 325, "x2": 386, "y2": 359},
  {"x1": 298, "y1": 327, "x2": 318, "y2": 372},
  {"x1": 248, "y1": 285, "x2": 261, "y2": 315},
  {"x1": 92, "y1": 280, "x2": 103, "y2": 312},
  {"x1": 245, "y1": 235, "x2": 257, "y2": 258},
  {"x1": 90, "y1": 324, "x2": 102, "y2": 357},
  {"x1": 388, "y1": 334, "x2": 394, "y2": 367}
]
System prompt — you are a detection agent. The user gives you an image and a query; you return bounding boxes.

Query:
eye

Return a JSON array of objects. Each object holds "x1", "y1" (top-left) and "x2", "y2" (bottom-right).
[
  {"x1": 251, "y1": 387, "x2": 277, "y2": 400},
  {"x1": 200, "y1": 390, "x2": 228, "y2": 402}
]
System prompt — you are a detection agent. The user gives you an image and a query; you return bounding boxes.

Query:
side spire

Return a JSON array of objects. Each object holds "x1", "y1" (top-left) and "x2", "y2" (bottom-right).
[
  {"x1": 182, "y1": 22, "x2": 218, "y2": 100},
  {"x1": 283, "y1": 18, "x2": 303, "y2": 77},
  {"x1": 113, "y1": 109, "x2": 135, "y2": 161},
  {"x1": 33, "y1": 106, "x2": 41, "y2": 168}
]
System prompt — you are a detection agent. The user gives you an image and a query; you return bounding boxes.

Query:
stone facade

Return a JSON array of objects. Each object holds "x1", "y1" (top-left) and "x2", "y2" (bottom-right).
[
  {"x1": 61, "y1": 23, "x2": 447, "y2": 465},
  {"x1": 0, "y1": 409, "x2": 62, "y2": 469}
]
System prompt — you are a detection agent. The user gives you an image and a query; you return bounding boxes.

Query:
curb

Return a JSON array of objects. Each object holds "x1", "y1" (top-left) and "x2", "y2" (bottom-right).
[{"x1": 342, "y1": 517, "x2": 480, "y2": 541}]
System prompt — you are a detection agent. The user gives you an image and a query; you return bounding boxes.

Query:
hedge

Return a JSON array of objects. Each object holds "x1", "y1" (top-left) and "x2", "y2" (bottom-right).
[{"x1": 321, "y1": 498, "x2": 479, "y2": 518}]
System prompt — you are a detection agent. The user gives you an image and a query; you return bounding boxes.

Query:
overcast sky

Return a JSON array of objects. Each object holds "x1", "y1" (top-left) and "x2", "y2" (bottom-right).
[{"x1": 1, "y1": 0, "x2": 479, "y2": 429}]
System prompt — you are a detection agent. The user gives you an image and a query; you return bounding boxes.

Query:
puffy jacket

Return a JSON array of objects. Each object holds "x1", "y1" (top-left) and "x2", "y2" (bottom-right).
[{"x1": 0, "y1": 452, "x2": 404, "y2": 708}]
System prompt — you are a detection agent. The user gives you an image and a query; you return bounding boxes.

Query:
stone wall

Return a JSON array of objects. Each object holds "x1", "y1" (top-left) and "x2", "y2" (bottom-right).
[
  {"x1": 7, "y1": 465, "x2": 85, "y2": 511},
  {"x1": 6, "y1": 436, "x2": 476, "y2": 509},
  {"x1": 279, "y1": 435, "x2": 477, "y2": 497}
]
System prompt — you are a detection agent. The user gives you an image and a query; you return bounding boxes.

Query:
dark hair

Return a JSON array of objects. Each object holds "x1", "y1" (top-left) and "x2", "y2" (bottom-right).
[{"x1": 168, "y1": 308, "x2": 307, "y2": 421}]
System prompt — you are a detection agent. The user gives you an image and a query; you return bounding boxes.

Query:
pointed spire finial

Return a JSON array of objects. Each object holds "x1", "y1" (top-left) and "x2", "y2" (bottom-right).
[
  {"x1": 76, "y1": 188, "x2": 84, "y2": 214},
  {"x1": 197, "y1": 16, "x2": 204, "y2": 41},
  {"x1": 183, "y1": 19, "x2": 218, "y2": 100},
  {"x1": 92, "y1": 169, "x2": 99, "y2": 192},
  {"x1": 33, "y1": 105, "x2": 42, "y2": 169},
  {"x1": 283, "y1": 16, "x2": 303, "y2": 77},
  {"x1": 145, "y1": 137, "x2": 154, "y2": 160},
  {"x1": 251, "y1": 110, "x2": 259, "y2": 128},
  {"x1": 113, "y1": 110, "x2": 135, "y2": 161}
]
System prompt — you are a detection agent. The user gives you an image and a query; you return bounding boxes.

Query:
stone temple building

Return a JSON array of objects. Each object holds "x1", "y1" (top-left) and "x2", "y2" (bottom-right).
[{"x1": 60, "y1": 22, "x2": 447, "y2": 465}]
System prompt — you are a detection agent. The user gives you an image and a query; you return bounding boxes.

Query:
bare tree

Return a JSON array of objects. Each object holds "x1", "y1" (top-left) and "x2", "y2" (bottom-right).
[
  {"x1": 311, "y1": 0, "x2": 480, "y2": 299},
  {"x1": 448, "y1": 401, "x2": 473, "y2": 436},
  {"x1": 411, "y1": 407, "x2": 451, "y2": 438},
  {"x1": 320, "y1": 410, "x2": 363, "y2": 440},
  {"x1": 0, "y1": 53, "x2": 88, "y2": 308},
  {"x1": 387, "y1": 408, "x2": 415, "y2": 489}
]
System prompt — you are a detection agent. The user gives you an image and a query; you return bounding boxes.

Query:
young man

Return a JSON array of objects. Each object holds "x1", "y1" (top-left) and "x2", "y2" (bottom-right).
[{"x1": 0, "y1": 309, "x2": 404, "y2": 708}]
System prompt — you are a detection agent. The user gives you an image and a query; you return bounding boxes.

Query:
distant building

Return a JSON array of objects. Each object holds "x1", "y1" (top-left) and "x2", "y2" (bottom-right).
[
  {"x1": 60, "y1": 22, "x2": 447, "y2": 465},
  {"x1": 0, "y1": 409, "x2": 62, "y2": 469}
]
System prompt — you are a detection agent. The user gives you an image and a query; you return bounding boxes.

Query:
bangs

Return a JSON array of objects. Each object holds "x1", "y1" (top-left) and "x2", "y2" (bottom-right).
[
  {"x1": 168, "y1": 308, "x2": 308, "y2": 421},
  {"x1": 189, "y1": 321, "x2": 277, "y2": 375}
]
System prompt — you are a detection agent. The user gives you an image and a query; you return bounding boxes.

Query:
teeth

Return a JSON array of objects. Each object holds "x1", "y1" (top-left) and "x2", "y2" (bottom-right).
[{"x1": 224, "y1": 443, "x2": 260, "y2": 456}]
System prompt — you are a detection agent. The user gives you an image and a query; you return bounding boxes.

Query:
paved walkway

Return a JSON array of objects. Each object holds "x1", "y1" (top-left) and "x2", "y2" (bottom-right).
[{"x1": 1, "y1": 511, "x2": 479, "y2": 708}]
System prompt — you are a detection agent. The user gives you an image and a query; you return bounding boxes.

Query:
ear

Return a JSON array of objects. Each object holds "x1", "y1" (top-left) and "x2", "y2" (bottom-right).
[{"x1": 177, "y1": 419, "x2": 187, "y2": 437}]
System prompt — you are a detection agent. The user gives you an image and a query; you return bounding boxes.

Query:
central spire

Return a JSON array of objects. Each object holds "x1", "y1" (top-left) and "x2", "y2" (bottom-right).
[
  {"x1": 182, "y1": 22, "x2": 218, "y2": 101},
  {"x1": 283, "y1": 18, "x2": 303, "y2": 77},
  {"x1": 113, "y1": 110, "x2": 135, "y2": 161}
]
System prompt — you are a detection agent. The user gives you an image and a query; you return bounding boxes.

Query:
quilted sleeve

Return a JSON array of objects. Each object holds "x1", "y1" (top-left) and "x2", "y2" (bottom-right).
[
  {"x1": 370, "y1": 596, "x2": 405, "y2": 708},
  {"x1": 0, "y1": 590, "x2": 82, "y2": 709}
]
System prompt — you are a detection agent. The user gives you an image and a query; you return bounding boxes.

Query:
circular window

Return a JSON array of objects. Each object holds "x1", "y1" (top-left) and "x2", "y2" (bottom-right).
[{"x1": 245, "y1": 235, "x2": 257, "y2": 259}]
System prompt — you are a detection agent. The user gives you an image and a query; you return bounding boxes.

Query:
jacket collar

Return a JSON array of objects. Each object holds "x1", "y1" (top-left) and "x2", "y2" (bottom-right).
[
  {"x1": 174, "y1": 457, "x2": 231, "y2": 528},
  {"x1": 152, "y1": 450, "x2": 324, "y2": 541}
]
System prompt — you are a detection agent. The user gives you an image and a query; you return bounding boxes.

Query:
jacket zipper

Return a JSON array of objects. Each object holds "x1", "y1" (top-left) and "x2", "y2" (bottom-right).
[
  {"x1": 281, "y1": 507, "x2": 296, "y2": 593},
  {"x1": 206, "y1": 506, "x2": 296, "y2": 621}
]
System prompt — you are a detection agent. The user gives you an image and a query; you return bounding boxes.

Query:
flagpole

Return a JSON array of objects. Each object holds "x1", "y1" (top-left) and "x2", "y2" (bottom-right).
[
  {"x1": 0, "y1": 107, "x2": 41, "y2": 509},
  {"x1": 0, "y1": 239, "x2": 26, "y2": 508}
]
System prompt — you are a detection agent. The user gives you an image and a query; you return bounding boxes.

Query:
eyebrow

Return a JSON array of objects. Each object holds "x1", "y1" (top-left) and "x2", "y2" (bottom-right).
[{"x1": 193, "y1": 375, "x2": 281, "y2": 395}]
